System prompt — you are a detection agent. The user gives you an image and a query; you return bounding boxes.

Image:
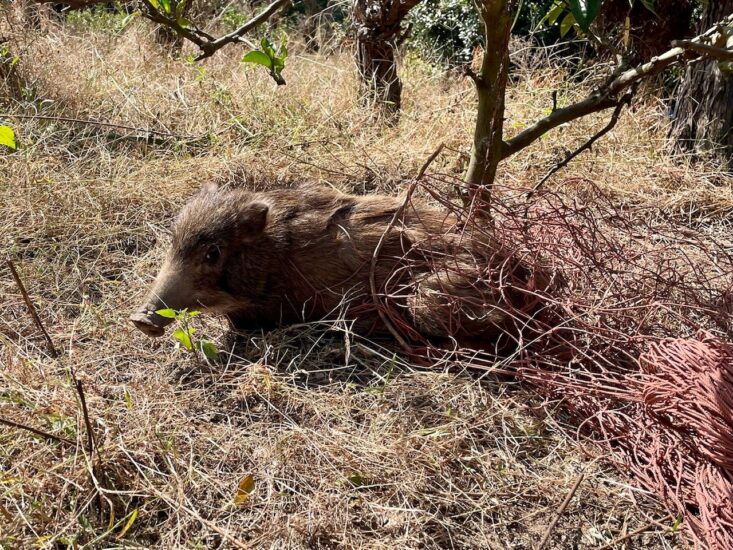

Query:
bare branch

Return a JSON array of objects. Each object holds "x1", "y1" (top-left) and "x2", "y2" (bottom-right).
[
  {"x1": 532, "y1": 88, "x2": 635, "y2": 194},
  {"x1": 0, "y1": 113, "x2": 198, "y2": 138},
  {"x1": 34, "y1": 0, "x2": 111, "y2": 7},
  {"x1": 502, "y1": 94, "x2": 620, "y2": 159},
  {"x1": 672, "y1": 39, "x2": 733, "y2": 62},
  {"x1": 7, "y1": 260, "x2": 57, "y2": 357},
  {"x1": 537, "y1": 474, "x2": 585, "y2": 550},
  {"x1": 501, "y1": 14, "x2": 733, "y2": 160},
  {"x1": 194, "y1": 0, "x2": 290, "y2": 60},
  {"x1": 37, "y1": 0, "x2": 289, "y2": 61},
  {"x1": 462, "y1": 66, "x2": 482, "y2": 87},
  {"x1": 140, "y1": 0, "x2": 208, "y2": 49},
  {"x1": 0, "y1": 416, "x2": 75, "y2": 447}
]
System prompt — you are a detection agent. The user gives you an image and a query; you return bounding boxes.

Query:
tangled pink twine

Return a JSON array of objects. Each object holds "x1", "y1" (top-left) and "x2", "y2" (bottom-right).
[{"x1": 374, "y1": 175, "x2": 733, "y2": 548}]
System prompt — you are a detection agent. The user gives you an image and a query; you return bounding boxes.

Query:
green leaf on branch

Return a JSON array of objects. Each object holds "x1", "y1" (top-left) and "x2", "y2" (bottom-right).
[
  {"x1": 242, "y1": 36, "x2": 287, "y2": 86},
  {"x1": 242, "y1": 50, "x2": 274, "y2": 69},
  {"x1": 566, "y1": 0, "x2": 601, "y2": 31},
  {"x1": 174, "y1": 0, "x2": 189, "y2": 27},
  {"x1": 172, "y1": 328, "x2": 195, "y2": 350},
  {"x1": 261, "y1": 37, "x2": 275, "y2": 58},
  {"x1": 155, "y1": 308, "x2": 178, "y2": 319},
  {"x1": 0, "y1": 125, "x2": 17, "y2": 150},
  {"x1": 560, "y1": 12, "x2": 577, "y2": 38}
]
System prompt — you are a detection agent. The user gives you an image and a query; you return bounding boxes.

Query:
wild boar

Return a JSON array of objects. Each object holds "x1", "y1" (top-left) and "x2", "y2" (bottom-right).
[{"x1": 130, "y1": 184, "x2": 543, "y2": 343}]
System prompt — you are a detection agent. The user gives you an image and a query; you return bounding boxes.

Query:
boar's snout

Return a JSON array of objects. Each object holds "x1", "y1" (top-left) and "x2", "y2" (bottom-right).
[
  {"x1": 130, "y1": 308, "x2": 171, "y2": 337},
  {"x1": 130, "y1": 259, "x2": 196, "y2": 337}
]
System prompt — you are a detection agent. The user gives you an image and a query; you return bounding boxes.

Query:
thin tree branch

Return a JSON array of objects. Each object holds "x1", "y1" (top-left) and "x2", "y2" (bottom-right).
[
  {"x1": 6, "y1": 260, "x2": 58, "y2": 358},
  {"x1": 0, "y1": 416, "x2": 76, "y2": 447},
  {"x1": 195, "y1": 0, "x2": 290, "y2": 60},
  {"x1": 671, "y1": 39, "x2": 733, "y2": 62},
  {"x1": 463, "y1": 66, "x2": 482, "y2": 87},
  {"x1": 35, "y1": 0, "x2": 111, "y2": 7},
  {"x1": 502, "y1": 14, "x2": 733, "y2": 160},
  {"x1": 531, "y1": 88, "x2": 634, "y2": 194},
  {"x1": 0, "y1": 114, "x2": 199, "y2": 139},
  {"x1": 537, "y1": 473, "x2": 585, "y2": 550},
  {"x1": 38, "y1": 0, "x2": 289, "y2": 61},
  {"x1": 596, "y1": 514, "x2": 674, "y2": 550},
  {"x1": 140, "y1": 0, "x2": 209, "y2": 49}
]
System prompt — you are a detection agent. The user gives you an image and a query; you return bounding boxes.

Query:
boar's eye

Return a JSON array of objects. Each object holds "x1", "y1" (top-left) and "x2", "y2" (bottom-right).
[{"x1": 204, "y1": 245, "x2": 221, "y2": 265}]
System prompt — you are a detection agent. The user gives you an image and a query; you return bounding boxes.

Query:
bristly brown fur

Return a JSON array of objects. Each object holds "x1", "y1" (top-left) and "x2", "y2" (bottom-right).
[
  {"x1": 136, "y1": 182, "x2": 553, "y2": 343},
  {"x1": 136, "y1": 183, "x2": 553, "y2": 345},
  {"x1": 140, "y1": 184, "x2": 470, "y2": 336}
]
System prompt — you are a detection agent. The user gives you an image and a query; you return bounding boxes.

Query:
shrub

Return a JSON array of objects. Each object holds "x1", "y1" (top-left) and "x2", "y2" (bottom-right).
[{"x1": 408, "y1": 0, "x2": 482, "y2": 64}]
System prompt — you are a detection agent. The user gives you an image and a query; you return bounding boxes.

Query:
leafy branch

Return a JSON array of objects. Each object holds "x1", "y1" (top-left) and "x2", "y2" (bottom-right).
[
  {"x1": 141, "y1": 0, "x2": 290, "y2": 60},
  {"x1": 35, "y1": 0, "x2": 290, "y2": 62},
  {"x1": 242, "y1": 37, "x2": 288, "y2": 85}
]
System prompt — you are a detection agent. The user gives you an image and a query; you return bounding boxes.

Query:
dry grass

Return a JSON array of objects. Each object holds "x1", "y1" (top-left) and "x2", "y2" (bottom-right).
[{"x1": 2, "y1": 8, "x2": 731, "y2": 549}]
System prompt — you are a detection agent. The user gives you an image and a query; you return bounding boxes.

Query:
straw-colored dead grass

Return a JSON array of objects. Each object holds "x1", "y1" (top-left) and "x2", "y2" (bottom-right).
[{"x1": 2, "y1": 10, "x2": 730, "y2": 549}]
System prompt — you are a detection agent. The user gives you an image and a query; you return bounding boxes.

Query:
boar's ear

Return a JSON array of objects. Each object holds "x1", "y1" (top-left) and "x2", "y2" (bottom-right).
[{"x1": 240, "y1": 201, "x2": 269, "y2": 237}]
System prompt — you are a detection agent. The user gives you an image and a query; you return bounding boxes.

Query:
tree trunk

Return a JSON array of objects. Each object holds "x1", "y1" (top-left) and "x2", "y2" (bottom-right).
[
  {"x1": 352, "y1": 0, "x2": 421, "y2": 119},
  {"x1": 302, "y1": 0, "x2": 320, "y2": 52},
  {"x1": 355, "y1": 32, "x2": 402, "y2": 114},
  {"x1": 668, "y1": 0, "x2": 733, "y2": 168},
  {"x1": 464, "y1": 0, "x2": 513, "y2": 202}
]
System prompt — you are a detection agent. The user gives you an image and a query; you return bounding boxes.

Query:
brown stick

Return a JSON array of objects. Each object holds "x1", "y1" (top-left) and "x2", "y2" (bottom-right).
[
  {"x1": 531, "y1": 88, "x2": 634, "y2": 195},
  {"x1": 502, "y1": 14, "x2": 733, "y2": 160},
  {"x1": 74, "y1": 380, "x2": 96, "y2": 456},
  {"x1": 6, "y1": 260, "x2": 58, "y2": 358},
  {"x1": 537, "y1": 473, "x2": 585, "y2": 550},
  {"x1": 0, "y1": 114, "x2": 198, "y2": 140},
  {"x1": 671, "y1": 40, "x2": 733, "y2": 61},
  {"x1": 72, "y1": 376, "x2": 112, "y2": 521},
  {"x1": 596, "y1": 514, "x2": 674, "y2": 550},
  {"x1": 0, "y1": 416, "x2": 75, "y2": 447},
  {"x1": 369, "y1": 144, "x2": 444, "y2": 352}
]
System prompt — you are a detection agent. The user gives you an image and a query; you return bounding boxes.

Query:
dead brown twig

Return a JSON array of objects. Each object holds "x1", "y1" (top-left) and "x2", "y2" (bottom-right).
[
  {"x1": 6, "y1": 259, "x2": 58, "y2": 358},
  {"x1": 596, "y1": 514, "x2": 674, "y2": 550},
  {"x1": 0, "y1": 114, "x2": 202, "y2": 142},
  {"x1": 0, "y1": 416, "x2": 76, "y2": 447},
  {"x1": 70, "y1": 373, "x2": 111, "y2": 521},
  {"x1": 537, "y1": 473, "x2": 585, "y2": 550}
]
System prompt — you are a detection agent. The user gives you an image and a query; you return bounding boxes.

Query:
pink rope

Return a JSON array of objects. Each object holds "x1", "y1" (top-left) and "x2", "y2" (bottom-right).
[{"x1": 375, "y1": 176, "x2": 733, "y2": 548}]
